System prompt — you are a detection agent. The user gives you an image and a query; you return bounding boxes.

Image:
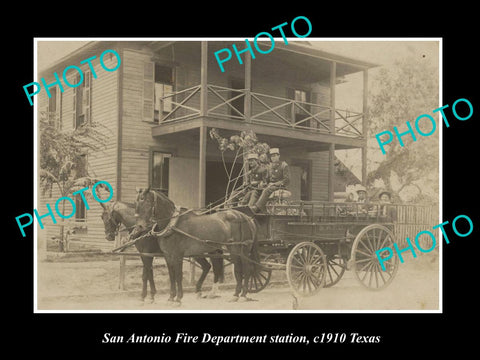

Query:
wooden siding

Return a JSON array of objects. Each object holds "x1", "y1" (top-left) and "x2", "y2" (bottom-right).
[{"x1": 37, "y1": 48, "x2": 119, "y2": 250}]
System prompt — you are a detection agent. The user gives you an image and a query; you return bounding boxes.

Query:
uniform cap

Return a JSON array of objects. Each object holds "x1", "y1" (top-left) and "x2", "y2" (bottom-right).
[
  {"x1": 269, "y1": 148, "x2": 280, "y2": 155},
  {"x1": 246, "y1": 153, "x2": 258, "y2": 160}
]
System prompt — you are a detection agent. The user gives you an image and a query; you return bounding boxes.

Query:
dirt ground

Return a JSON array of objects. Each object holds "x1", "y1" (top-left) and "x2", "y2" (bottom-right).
[{"x1": 37, "y1": 251, "x2": 439, "y2": 312}]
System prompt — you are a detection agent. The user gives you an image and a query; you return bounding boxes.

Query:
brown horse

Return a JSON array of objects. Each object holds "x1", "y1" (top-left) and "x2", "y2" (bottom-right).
[
  {"x1": 100, "y1": 201, "x2": 224, "y2": 303},
  {"x1": 134, "y1": 188, "x2": 258, "y2": 304}
]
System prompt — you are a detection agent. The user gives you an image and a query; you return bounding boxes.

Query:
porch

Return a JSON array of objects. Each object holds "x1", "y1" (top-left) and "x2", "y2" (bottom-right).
[
  {"x1": 150, "y1": 41, "x2": 374, "y2": 208},
  {"x1": 156, "y1": 83, "x2": 366, "y2": 141}
]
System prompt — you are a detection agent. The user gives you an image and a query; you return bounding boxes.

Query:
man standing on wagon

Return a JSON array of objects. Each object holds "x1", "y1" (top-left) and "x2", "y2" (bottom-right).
[{"x1": 251, "y1": 148, "x2": 290, "y2": 213}]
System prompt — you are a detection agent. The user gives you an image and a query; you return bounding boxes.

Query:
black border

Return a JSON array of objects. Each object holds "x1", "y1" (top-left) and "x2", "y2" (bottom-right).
[{"x1": 7, "y1": 7, "x2": 478, "y2": 355}]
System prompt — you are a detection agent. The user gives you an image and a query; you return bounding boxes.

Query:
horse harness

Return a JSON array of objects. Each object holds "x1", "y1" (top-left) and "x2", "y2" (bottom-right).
[{"x1": 114, "y1": 206, "x2": 255, "y2": 254}]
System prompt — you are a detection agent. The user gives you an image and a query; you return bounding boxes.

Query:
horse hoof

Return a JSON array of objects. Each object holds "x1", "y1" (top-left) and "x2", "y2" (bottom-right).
[
  {"x1": 227, "y1": 296, "x2": 239, "y2": 303},
  {"x1": 207, "y1": 293, "x2": 221, "y2": 299},
  {"x1": 149, "y1": 297, "x2": 155, "y2": 304},
  {"x1": 196, "y1": 292, "x2": 207, "y2": 299}
]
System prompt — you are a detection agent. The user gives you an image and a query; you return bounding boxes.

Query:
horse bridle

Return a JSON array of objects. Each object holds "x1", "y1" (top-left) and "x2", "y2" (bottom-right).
[
  {"x1": 105, "y1": 202, "x2": 122, "y2": 236},
  {"x1": 140, "y1": 190, "x2": 169, "y2": 225}
]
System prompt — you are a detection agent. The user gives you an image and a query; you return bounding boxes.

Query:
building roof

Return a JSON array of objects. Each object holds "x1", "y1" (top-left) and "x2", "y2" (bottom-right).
[{"x1": 39, "y1": 40, "x2": 379, "y2": 78}]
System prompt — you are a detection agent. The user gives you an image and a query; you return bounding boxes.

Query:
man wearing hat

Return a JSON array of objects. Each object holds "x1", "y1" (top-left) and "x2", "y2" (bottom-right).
[
  {"x1": 240, "y1": 152, "x2": 268, "y2": 206},
  {"x1": 378, "y1": 189, "x2": 397, "y2": 222},
  {"x1": 252, "y1": 148, "x2": 290, "y2": 213},
  {"x1": 354, "y1": 183, "x2": 369, "y2": 214},
  {"x1": 355, "y1": 184, "x2": 367, "y2": 203}
]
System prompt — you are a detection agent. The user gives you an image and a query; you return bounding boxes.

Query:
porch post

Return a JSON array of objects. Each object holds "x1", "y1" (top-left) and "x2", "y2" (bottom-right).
[
  {"x1": 328, "y1": 61, "x2": 336, "y2": 202},
  {"x1": 200, "y1": 41, "x2": 208, "y2": 117},
  {"x1": 198, "y1": 126, "x2": 207, "y2": 208},
  {"x1": 362, "y1": 69, "x2": 368, "y2": 186},
  {"x1": 244, "y1": 51, "x2": 251, "y2": 122}
]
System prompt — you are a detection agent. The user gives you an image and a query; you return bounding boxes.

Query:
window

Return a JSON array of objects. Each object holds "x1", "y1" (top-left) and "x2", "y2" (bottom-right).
[
  {"x1": 75, "y1": 194, "x2": 87, "y2": 221},
  {"x1": 151, "y1": 151, "x2": 171, "y2": 196},
  {"x1": 73, "y1": 70, "x2": 91, "y2": 129},
  {"x1": 48, "y1": 87, "x2": 56, "y2": 123},
  {"x1": 293, "y1": 89, "x2": 310, "y2": 124},
  {"x1": 75, "y1": 154, "x2": 88, "y2": 221},
  {"x1": 47, "y1": 85, "x2": 62, "y2": 129},
  {"x1": 154, "y1": 64, "x2": 173, "y2": 122},
  {"x1": 287, "y1": 88, "x2": 311, "y2": 125}
]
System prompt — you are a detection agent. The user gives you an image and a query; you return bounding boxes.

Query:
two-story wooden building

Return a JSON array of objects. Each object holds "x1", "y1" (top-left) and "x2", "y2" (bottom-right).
[{"x1": 37, "y1": 40, "x2": 376, "y2": 250}]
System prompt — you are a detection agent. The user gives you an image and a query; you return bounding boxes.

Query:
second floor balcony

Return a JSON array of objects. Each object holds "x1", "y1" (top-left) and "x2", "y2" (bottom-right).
[
  {"x1": 155, "y1": 83, "x2": 365, "y2": 140},
  {"x1": 150, "y1": 41, "x2": 376, "y2": 150}
]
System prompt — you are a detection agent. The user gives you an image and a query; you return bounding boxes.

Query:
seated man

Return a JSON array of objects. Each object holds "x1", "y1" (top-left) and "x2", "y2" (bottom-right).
[
  {"x1": 240, "y1": 153, "x2": 268, "y2": 206},
  {"x1": 378, "y1": 189, "x2": 397, "y2": 222},
  {"x1": 355, "y1": 184, "x2": 369, "y2": 215},
  {"x1": 251, "y1": 148, "x2": 290, "y2": 213}
]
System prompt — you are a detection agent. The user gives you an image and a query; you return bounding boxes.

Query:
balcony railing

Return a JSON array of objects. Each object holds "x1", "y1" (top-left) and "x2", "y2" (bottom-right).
[{"x1": 158, "y1": 84, "x2": 365, "y2": 139}]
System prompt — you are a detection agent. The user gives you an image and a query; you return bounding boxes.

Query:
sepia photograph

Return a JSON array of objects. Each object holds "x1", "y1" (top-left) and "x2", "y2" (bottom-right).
[{"x1": 33, "y1": 38, "x2": 441, "y2": 312}]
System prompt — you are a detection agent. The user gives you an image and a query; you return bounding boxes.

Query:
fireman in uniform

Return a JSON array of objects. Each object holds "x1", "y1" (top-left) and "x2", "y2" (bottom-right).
[
  {"x1": 252, "y1": 148, "x2": 290, "y2": 213},
  {"x1": 240, "y1": 152, "x2": 268, "y2": 206}
]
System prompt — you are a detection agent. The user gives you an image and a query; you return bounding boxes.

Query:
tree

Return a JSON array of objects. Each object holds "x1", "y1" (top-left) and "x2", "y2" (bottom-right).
[
  {"x1": 39, "y1": 111, "x2": 108, "y2": 251},
  {"x1": 367, "y1": 55, "x2": 439, "y2": 203}
]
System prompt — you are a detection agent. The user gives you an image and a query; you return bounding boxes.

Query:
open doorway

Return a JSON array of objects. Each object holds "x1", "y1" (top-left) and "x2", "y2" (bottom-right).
[
  {"x1": 290, "y1": 159, "x2": 312, "y2": 201},
  {"x1": 206, "y1": 160, "x2": 244, "y2": 208}
]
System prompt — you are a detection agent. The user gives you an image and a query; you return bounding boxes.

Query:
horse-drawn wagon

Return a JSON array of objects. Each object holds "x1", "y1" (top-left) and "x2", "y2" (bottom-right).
[
  {"x1": 105, "y1": 188, "x2": 401, "y2": 304},
  {"x1": 236, "y1": 201, "x2": 399, "y2": 297}
]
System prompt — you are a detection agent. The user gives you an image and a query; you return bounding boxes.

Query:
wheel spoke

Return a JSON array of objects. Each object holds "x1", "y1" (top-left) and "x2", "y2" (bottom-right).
[
  {"x1": 293, "y1": 269, "x2": 304, "y2": 284},
  {"x1": 355, "y1": 258, "x2": 371, "y2": 264},
  {"x1": 326, "y1": 265, "x2": 333, "y2": 283},
  {"x1": 373, "y1": 264, "x2": 379, "y2": 288},
  {"x1": 378, "y1": 231, "x2": 391, "y2": 250},
  {"x1": 310, "y1": 274, "x2": 321, "y2": 289},
  {"x1": 364, "y1": 232, "x2": 376, "y2": 253},
  {"x1": 328, "y1": 262, "x2": 340, "y2": 277},
  {"x1": 290, "y1": 264, "x2": 305, "y2": 269},
  {"x1": 360, "y1": 262, "x2": 371, "y2": 282},
  {"x1": 306, "y1": 275, "x2": 312, "y2": 293},
  {"x1": 376, "y1": 263, "x2": 386, "y2": 284},
  {"x1": 355, "y1": 248, "x2": 372, "y2": 258},
  {"x1": 298, "y1": 250, "x2": 308, "y2": 265},
  {"x1": 368, "y1": 263, "x2": 374, "y2": 287},
  {"x1": 258, "y1": 271, "x2": 268, "y2": 282},
  {"x1": 361, "y1": 260, "x2": 374, "y2": 273},
  {"x1": 293, "y1": 255, "x2": 304, "y2": 267},
  {"x1": 253, "y1": 276, "x2": 260, "y2": 289}
]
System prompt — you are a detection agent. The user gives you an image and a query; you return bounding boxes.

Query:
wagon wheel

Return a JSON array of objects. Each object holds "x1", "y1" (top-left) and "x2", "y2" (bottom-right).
[
  {"x1": 286, "y1": 242, "x2": 327, "y2": 297},
  {"x1": 324, "y1": 255, "x2": 346, "y2": 288},
  {"x1": 230, "y1": 253, "x2": 272, "y2": 293},
  {"x1": 351, "y1": 224, "x2": 399, "y2": 291},
  {"x1": 247, "y1": 262, "x2": 272, "y2": 293}
]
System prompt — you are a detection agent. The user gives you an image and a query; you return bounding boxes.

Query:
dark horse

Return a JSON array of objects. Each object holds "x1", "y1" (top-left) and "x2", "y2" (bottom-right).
[
  {"x1": 134, "y1": 188, "x2": 258, "y2": 304},
  {"x1": 100, "y1": 201, "x2": 225, "y2": 303}
]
